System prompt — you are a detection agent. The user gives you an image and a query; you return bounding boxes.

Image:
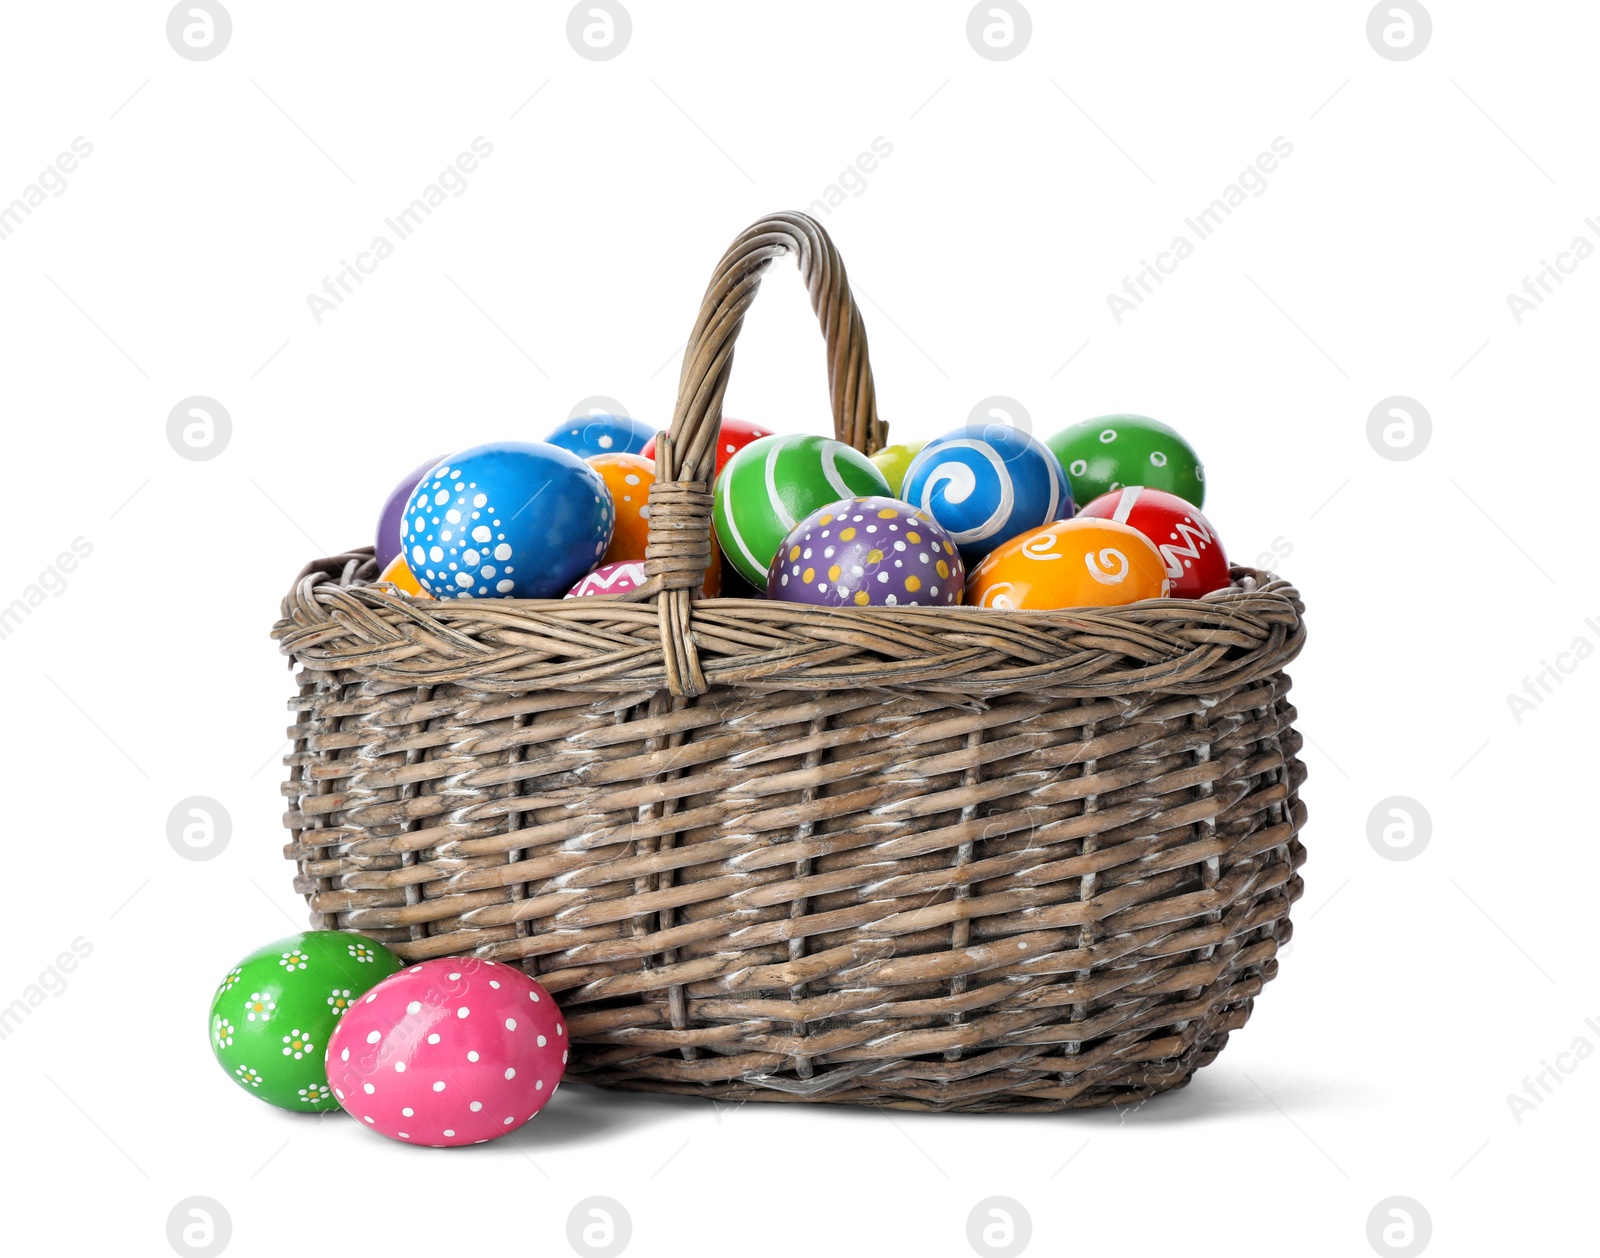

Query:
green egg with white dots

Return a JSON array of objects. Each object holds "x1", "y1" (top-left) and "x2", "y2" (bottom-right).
[
  {"x1": 1046, "y1": 415, "x2": 1205, "y2": 509},
  {"x1": 207, "y1": 931, "x2": 403, "y2": 1112}
]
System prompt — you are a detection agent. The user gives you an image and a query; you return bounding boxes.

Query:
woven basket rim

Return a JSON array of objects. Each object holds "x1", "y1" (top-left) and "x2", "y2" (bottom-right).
[{"x1": 274, "y1": 548, "x2": 1305, "y2": 699}]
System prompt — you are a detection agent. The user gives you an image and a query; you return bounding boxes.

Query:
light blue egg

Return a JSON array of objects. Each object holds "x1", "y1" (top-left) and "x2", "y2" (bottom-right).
[
  {"x1": 401, "y1": 441, "x2": 614, "y2": 600},
  {"x1": 544, "y1": 413, "x2": 655, "y2": 459},
  {"x1": 902, "y1": 424, "x2": 1074, "y2": 563}
]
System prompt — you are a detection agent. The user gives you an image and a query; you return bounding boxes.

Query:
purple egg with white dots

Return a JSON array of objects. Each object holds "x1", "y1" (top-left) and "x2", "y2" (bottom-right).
[
  {"x1": 766, "y1": 495, "x2": 965, "y2": 608},
  {"x1": 401, "y1": 442, "x2": 613, "y2": 600}
]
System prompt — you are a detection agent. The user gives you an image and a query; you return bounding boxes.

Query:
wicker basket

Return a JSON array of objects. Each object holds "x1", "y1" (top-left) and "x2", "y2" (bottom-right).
[{"x1": 273, "y1": 211, "x2": 1308, "y2": 1113}]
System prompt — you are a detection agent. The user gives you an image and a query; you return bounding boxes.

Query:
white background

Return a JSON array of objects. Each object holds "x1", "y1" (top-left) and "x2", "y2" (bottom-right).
[{"x1": 1, "y1": 2, "x2": 1595, "y2": 1255}]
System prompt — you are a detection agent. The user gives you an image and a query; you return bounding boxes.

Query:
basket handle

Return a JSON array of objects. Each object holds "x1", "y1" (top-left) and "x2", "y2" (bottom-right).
[{"x1": 642, "y1": 211, "x2": 888, "y2": 696}]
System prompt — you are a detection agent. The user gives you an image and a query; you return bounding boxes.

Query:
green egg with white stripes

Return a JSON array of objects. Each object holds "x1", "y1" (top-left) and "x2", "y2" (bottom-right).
[{"x1": 713, "y1": 434, "x2": 891, "y2": 587}]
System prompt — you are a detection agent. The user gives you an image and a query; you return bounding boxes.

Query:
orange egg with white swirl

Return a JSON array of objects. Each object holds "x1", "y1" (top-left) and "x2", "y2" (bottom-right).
[{"x1": 965, "y1": 518, "x2": 1170, "y2": 610}]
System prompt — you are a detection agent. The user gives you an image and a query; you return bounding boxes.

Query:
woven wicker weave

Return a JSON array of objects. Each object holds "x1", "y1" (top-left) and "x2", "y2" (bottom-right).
[{"x1": 273, "y1": 212, "x2": 1308, "y2": 1112}]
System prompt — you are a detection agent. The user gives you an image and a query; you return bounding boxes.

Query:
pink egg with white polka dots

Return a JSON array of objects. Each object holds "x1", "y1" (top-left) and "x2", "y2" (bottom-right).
[{"x1": 324, "y1": 957, "x2": 567, "y2": 1147}]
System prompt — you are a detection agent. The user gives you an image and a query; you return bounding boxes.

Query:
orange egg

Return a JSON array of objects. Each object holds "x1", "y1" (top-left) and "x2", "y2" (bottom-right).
[
  {"x1": 589, "y1": 453, "x2": 657, "y2": 564},
  {"x1": 378, "y1": 552, "x2": 431, "y2": 598},
  {"x1": 587, "y1": 452, "x2": 721, "y2": 597},
  {"x1": 966, "y1": 518, "x2": 1170, "y2": 610}
]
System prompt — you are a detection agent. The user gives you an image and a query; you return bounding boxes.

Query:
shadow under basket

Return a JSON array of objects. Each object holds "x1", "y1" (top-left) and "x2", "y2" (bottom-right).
[{"x1": 272, "y1": 211, "x2": 1308, "y2": 1113}]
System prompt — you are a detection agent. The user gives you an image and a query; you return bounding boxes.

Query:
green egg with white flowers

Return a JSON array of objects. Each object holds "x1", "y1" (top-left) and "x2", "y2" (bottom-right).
[{"x1": 207, "y1": 931, "x2": 403, "y2": 1112}]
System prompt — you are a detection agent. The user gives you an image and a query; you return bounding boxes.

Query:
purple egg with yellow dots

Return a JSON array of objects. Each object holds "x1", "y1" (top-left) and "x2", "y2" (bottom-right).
[
  {"x1": 402, "y1": 442, "x2": 613, "y2": 600},
  {"x1": 766, "y1": 496, "x2": 964, "y2": 607}
]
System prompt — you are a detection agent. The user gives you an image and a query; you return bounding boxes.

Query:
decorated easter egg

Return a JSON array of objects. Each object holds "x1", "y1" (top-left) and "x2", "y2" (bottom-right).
[
  {"x1": 767, "y1": 496, "x2": 963, "y2": 607},
  {"x1": 402, "y1": 444, "x2": 613, "y2": 600},
  {"x1": 588, "y1": 452, "x2": 656, "y2": 564},
  {"x1": 378, "y1": 552, "x2": 431, "y2": 598},
  {"x1": 643, "y1": 416, "x2": 774, "y2": 480},
  {"x1": 375, "y1": 456, "x2": 445, "y2": 573},
  {"x1": 1046, "y1": 415, "x2": 1205, "y2": 508},
  {"x1": 563, "y1": 557, "x2": 720, "y2": 599},
  {"x1": 545, "y1": 412, "x2": 655, "y2": 459},
  {"x1": 869, "y1": 442, "x2": 927, "y2": 497},
  {"x1": 324, "y1": 957, "x2": 567, "y2": 1147},
  {"x1": 208, "y1": 932, "x2": 403, "y2": 1112},
  {"x1": 714, "y1": 434, "x2": 891, "y2": 587},
  {"x1": 967, "y1": 518, "x2": 1170, "y2": 611},
  {"x1": 1076, "y1": 486, "x2": 1230, "y2": 598},
  {"x1": 902, "y1": 424, "x2": 1073, "y2": 566},
  {"x1": 566, "y1": 559, "x2": 646, "y2": 597}
]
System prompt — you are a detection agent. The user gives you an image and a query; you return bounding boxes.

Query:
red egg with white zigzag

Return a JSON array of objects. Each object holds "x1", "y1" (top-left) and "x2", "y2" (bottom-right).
[{"x1": 1076, "y1": 486, "x2": 1230, "y2": 598}]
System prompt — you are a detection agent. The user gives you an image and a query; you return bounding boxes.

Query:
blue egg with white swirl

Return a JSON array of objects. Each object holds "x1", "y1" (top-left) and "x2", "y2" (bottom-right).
[
  {"x1": 401, "y1": 442, "x2": 614, "y2": 600},
  {"x1": 544, "y1": 412, "x2": 655, "y2": 459},
  {"x1": 902, "y1": 424, "x2": 1074, "y2": 563}
]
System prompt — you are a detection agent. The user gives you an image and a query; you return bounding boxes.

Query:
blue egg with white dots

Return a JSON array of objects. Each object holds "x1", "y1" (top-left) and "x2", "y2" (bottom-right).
[
  {"x1": 902, "y1": 424, "x2": 1074, "y2": 563},
  {"x1": 544, "y1": 413, "x2": 655, "y2": 459},
  {"x1": 401, "y1": 442, "x2": 614, "y2": 600}
]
